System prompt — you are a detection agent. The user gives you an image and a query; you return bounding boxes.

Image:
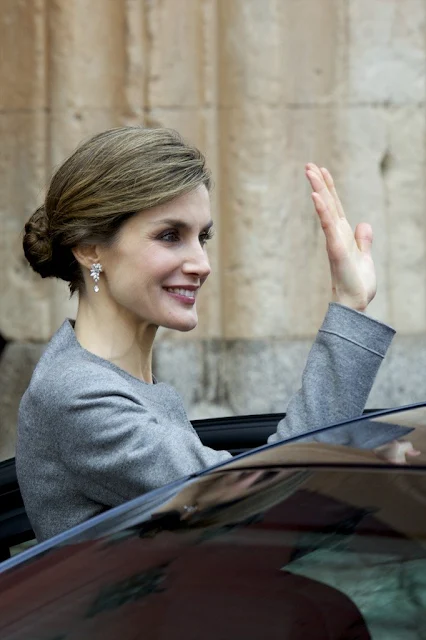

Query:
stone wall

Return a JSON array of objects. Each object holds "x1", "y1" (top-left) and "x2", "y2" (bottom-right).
[{"x1": 2, "y1": 0, "x2": 426, "y2": 458}]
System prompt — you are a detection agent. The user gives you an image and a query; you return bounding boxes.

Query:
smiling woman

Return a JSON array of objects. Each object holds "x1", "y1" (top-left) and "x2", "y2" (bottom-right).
[
  {"x1": 70, "y1": 186, "x2": 214, "y2": 379},
  {"x1": 16, "y1": 126, "x2": 409, "y2": 543}
]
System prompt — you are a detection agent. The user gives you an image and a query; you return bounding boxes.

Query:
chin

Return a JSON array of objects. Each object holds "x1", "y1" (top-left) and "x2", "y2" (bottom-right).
[
  {"x1": 162, "y1": 314, "x2": 198, "y2": 333},
  {"x1": 174, "y1": 320, "x2": 198, "y2": 333}
]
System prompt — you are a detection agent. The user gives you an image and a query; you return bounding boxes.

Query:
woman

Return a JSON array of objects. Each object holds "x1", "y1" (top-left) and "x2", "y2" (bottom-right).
[{"x1": 16, "y1": 127, "x2": 408, "y2": 542}]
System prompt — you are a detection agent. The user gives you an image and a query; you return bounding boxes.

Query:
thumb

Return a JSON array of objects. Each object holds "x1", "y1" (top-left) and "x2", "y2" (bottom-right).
[{"x1": 355, "y1": 222, "x2": 373, "y2": 254}]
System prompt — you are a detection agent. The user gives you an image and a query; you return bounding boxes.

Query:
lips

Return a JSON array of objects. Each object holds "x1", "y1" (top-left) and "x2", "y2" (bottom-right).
[{"x1": 164, "y1": 286, "x2": 199, "y2": 305}]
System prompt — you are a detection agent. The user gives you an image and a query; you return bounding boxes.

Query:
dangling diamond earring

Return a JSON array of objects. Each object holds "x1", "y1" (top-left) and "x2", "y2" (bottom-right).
[{"x1": 90, "y1": 263, "x2": 103, "y2": 293}]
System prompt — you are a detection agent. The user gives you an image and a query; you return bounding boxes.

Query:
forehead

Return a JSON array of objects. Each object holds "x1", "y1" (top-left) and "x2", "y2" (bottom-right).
[{"x1": 140, "y1": 185, "x2": 211, "y2": 228}]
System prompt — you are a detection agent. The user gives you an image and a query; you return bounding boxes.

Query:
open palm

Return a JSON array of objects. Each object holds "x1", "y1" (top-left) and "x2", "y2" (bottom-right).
[{"x1": 306, "y1": 163, "x2": 376, "y2": 312}]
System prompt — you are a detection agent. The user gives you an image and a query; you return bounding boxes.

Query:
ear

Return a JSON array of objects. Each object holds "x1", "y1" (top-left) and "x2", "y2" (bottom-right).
[{"x1": 72, "y1": 244, "x2": 101, "y2": 271}]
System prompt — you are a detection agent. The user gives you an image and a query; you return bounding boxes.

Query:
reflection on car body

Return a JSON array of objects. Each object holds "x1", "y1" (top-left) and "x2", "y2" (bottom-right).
[{"x1": 0, "y1": 404, "x2": 426, "y2": 639}]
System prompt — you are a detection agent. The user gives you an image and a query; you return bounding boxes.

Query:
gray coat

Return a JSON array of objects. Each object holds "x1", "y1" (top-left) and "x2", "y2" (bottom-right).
[{"x1": 17, "y1": 303, "x2": 395, "y2": 541}]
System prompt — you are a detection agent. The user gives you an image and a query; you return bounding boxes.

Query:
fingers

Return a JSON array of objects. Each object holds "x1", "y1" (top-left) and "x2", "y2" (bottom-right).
[
  {"x1": 306, "y1": 165, "x2": 332, "y2": 209},
  {"x1": 319, "y1": 167, "x2": 345, "y2": 219},
  {"x1": 354, "y1": 222, "x2": 373, "y2": 255},
  {"x1": 310, "y1": 192, "x2": 342, "y2": 255},
  {"x1": 305, "y1": 163, "x2": 344, "y2": 223},
  {"x1": 375, "y1": 440, "x2": 421, "y2": 464}
]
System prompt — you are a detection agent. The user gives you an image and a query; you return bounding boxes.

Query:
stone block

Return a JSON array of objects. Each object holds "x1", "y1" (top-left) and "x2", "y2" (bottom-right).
[
  {"x1": 224, "y1": 339, "x2": 312, "y2": 416},
  {"x1": 0, "y1": 112, "x2": 52, "y2": 342},
  {"x1": 48, "y1": 0, "x2": 126, "y2": 111},
  {"x1": 367, "y1": 334, "x2": 426, "y2": 408},
  {"x1": 147, "y1": 0, "x2": 216, "y2": 108},
  {"x1": 345, "y1": 0, "x2": 426, "y2": 104},
  {"x1": 218, "y1": 0, "x2": 287, "y2": 108},
  {"x1": 218, "y1": 0, "x2": 346, "y2": 108},
  {"x1": 0, "y1": 0, "x2": 46, "y2": 110},
  {"x1": 220, "y1": 104, "x2": 339, "y2": 339},
  {"x1": 333, "y1": 105, "x2": 426, "y2": 332},
  {"x1": 154, "y1": 333, "x2": 426, "y2": 421},
  {"x1": 153, "y1": 338, "x2": 230, "y2": 415},
  {"x1": 385, "y1": 107, "x2": 426, "y2": 333},
  {"x1": 334, "y1": 106, "x2": 426, "y2": 334},
  {"x1": 0, "y1": 342, "x2": 45, "y2": 461},
  {"x1": 48, "y1": 108, "x2": 123, "y2": 172}
]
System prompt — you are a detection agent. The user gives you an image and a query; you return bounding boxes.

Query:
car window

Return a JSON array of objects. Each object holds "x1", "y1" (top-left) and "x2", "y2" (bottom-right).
[
  {"x1": 178, "y1": 466, "x2": 426, "y2": 639},
  {"x1": 208, "y1": 403, "x2": 426, "y2": 471},
  {"x1": 286, "y1": 403, "x2": 426, "y2": 455}
]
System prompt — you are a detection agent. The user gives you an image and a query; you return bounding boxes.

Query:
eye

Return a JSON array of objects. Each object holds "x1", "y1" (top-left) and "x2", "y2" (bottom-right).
[
  {"x1": 199, "y1": 228, "x2": 215, "y2": 247},
  {"x1": 159, "y1": 230, "x2": 180, "y2": 243}
]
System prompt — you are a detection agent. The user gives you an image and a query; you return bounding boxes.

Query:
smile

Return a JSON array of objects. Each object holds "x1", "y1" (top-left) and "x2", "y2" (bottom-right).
[{"x1": 164, "y1": 287, "x2": 198, "y2": 304}]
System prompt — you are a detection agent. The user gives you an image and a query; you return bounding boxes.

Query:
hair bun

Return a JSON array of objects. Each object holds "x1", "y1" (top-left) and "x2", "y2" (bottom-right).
[{"x1": 23, "y1": 205, "x2": 54, "y2": 278}]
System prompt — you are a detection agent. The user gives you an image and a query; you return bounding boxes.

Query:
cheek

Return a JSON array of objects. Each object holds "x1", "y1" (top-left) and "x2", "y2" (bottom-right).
[
  {"x1": 106, "y1": 247, "x2": 179, "y2": 293},
  {"x1": 142, "y1": 247, "x2": 181, "y2": 279}
]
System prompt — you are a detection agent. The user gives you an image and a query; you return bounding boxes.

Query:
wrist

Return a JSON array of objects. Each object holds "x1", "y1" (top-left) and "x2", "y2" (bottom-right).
[{"x1": 332, "y1": 292, "x2": 368, "y2": 313}]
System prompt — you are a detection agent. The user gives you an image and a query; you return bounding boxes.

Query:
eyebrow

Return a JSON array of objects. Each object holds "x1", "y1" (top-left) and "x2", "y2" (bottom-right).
[{"x1": 153, "y1": 218, "x2": 214, "y2": 231}]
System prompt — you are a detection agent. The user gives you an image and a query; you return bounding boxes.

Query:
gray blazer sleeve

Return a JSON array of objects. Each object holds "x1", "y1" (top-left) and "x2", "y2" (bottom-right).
[{"x1": 268, "y1": 303, "x2": 395, "y2": 445}]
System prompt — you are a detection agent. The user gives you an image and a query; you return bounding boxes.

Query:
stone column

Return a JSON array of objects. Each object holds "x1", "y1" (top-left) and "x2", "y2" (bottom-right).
[
  {"x1": 0, "y1": 0, "x2": 50, "y2": 459},
  {"x1": 218, "y1": 0, "x2": 343, "y2": 340},
  {"x1": 0, "y1": 0, "x2": 50, "y2": 343}
]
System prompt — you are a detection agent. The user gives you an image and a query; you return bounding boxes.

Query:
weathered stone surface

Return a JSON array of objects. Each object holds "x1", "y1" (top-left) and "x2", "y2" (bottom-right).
[
  {"x1": 218, "y1": 0, "x2": 344, "y2": 108},
  {"x1": 220, "y1": 103, "x2": 342, "y2": 338},
  {"x1": 0, "y1": 343, "x2": 45, "y2": 461},
  {"x1": 0, "y1": 1, "x2": 51, "y2": 342},
  {"x1": 47, "y1": 0, "x2": 126, "y2": 113},
  {"x1": 147, "y1": 0, "x2": 216, "y2": 109},
  {"x1": 345, "y1": 0, "x2": 426, "y2": 105},
  {"x1": 0, "y1": 0, "x2": 46, "y2": 110},
  {"x1": 368, "y1": 335, "x2": 426, "y2": 408},
  {"x1": 154, "y1": 334, "x2": 426, "y2": 419},
  {"x1": 0, "y1": 111, "x2": 53, "y2": 342},
  {"x1": 333, "y1": 104, "x2": 426, "y2": 331},
  {"x1": 384, "y1": 106, "x2": 426, "y2": 332},
  {"x1": 153, "y1": 338, "x2": 230, "y2": 413}
]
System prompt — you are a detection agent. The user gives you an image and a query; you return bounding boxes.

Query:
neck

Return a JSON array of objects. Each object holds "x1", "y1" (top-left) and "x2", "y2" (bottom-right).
[{"x1": 73, "y1": 294, "x2": 157, "y2": 383}]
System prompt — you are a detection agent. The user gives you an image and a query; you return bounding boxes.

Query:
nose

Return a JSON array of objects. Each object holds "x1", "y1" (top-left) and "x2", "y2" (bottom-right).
[{"x1": 182, "y1": 243, "x2": 211, "y2": 280}]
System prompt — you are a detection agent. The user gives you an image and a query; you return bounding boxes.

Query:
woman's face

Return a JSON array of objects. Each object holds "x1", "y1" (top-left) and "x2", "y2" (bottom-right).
[{"x1": 98, "y1": 185, "x2": 212, "y2": 332}]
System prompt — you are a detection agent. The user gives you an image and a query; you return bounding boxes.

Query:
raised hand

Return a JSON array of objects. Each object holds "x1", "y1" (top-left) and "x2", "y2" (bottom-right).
[{"x1": 305, "y1": 163, "x2": 376, "y2": 312}]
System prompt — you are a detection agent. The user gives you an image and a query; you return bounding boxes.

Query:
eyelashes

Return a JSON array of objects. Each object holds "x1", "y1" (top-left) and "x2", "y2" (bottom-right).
[
  {"x1": 158, "y1": 230, "x2": 180, "y2": 243},
  {"x1": 158, "y1": 227, "x2": 215, "y2": 246},
  {"x1": 199, "y1": 227, "x2": 215, "y2": 246}
]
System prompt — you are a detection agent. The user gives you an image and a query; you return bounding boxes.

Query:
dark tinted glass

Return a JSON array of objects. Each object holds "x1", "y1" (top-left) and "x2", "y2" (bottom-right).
[{"x1": 1, "y1": 405, "x2": 425, "y2": 639}]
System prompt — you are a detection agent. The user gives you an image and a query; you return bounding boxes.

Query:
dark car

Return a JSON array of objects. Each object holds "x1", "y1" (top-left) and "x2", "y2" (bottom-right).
[{"x1": 0, "y1": 404, "x2": 426, "y2": 639}]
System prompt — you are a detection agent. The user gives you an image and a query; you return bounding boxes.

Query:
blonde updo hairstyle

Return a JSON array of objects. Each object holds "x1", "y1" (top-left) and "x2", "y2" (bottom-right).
[{"x1": 23, "y1": 127, "x2": 211, "y2": 294}]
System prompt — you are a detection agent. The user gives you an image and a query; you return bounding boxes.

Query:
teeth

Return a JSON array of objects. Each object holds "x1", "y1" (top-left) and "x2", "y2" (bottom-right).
[{"x1": 166, "y1": 288, "x2": 196, "y2": 298}]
